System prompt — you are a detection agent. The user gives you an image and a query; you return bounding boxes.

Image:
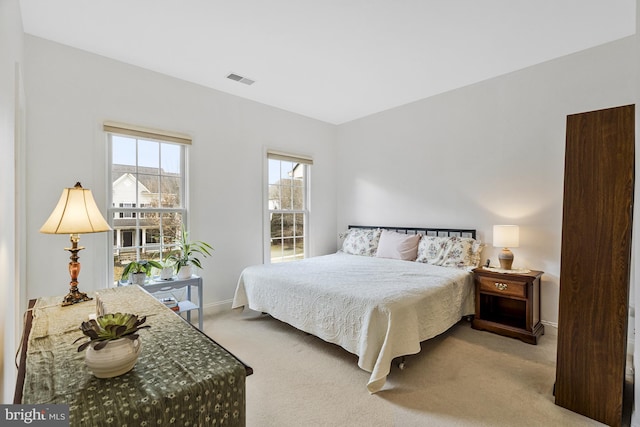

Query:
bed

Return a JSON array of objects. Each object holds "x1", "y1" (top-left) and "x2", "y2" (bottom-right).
[{"x1": 232, "y1": 226, "x2": 483, "y2": 393}]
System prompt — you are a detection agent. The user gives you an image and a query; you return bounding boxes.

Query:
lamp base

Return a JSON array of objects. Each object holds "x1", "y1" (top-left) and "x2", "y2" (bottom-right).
[
  {"x1": 498, "y1": 248, "x2": 514, "y2": 270},
  {"x1": 61, "y1": 235, "x2": 93, "y2": 306},
  {"x1": 62, "y1": 286, "x2": 93, "y2": 306}
]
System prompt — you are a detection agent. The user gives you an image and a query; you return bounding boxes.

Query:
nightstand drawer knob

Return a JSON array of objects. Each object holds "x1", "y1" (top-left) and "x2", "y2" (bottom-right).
[{"x1": 495, "y1": 282, "x2": 508, "y2": 291}]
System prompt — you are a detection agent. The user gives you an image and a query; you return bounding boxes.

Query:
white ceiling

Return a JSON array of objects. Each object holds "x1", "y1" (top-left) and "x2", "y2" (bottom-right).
[{"x1": 19, "y1": 0, "x2": 636, "y2": 124}]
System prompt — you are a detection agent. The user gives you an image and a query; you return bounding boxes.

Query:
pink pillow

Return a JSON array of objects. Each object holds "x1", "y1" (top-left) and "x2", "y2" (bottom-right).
[{"x1": 375, "y1": 230, "x2": 420, "y2": 261}]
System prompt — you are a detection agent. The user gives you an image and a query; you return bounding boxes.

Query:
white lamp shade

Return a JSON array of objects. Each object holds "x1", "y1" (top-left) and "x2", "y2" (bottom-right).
[
  {"x1": 40, "y1": 183, "x2": 112, "y2": 234},
  {"x1": 493, "y1": 225, "x2": 519, "y2": 248}
]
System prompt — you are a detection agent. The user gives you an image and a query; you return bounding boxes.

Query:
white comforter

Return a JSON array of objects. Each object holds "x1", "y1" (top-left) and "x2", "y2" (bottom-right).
[{"x1": 232, "y1": 252, "x2": 475, "y2": 393}]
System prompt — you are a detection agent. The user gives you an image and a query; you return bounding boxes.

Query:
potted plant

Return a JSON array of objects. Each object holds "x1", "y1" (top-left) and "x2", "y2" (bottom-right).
[
  {"x1": 158, "y1": 259, "x2": 175, "y2": 280},
  {"x1": 122, "y1": 259, "x2": 162, "y2": 285},
  {"x1": 74, "y1": 312, "x2": 150, "y2": 378},
  {"x1": 167, "y1": 225, "x2": 213, "y2": 280}
]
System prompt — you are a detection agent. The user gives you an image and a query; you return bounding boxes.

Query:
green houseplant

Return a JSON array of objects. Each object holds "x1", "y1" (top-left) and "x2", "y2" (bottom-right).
[
  {"x1": 74, "y1": 313, "x2": 150, "y2": 378},
  {"x1": 122, "y1": 259, "x2": 162, "y2": 285},
  {"x1": 167, "y1": 225, "x2": 213, "y2": 279}
]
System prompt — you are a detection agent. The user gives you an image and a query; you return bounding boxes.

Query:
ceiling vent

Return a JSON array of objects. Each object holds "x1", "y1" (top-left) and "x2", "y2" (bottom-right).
[{"x1": 226, "y1": 73, "x2": 255, "y2": 85}]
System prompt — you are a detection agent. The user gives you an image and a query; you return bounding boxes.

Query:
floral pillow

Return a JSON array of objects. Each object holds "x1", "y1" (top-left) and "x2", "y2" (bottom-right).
[
  {"x1": 341, "y1": 228, "x2": 382, "y2": 256},
  {"x1": 415, "y1": 236, "x2": 449, "y2": 264},
  {"x1": 416, "y1": 235, "x2": 484, "y2": 268}
]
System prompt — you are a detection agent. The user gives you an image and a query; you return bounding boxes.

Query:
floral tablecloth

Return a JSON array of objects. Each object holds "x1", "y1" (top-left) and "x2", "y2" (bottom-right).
[{"x1": 22, "y1": 286, "x2": 247, "y2": 426}]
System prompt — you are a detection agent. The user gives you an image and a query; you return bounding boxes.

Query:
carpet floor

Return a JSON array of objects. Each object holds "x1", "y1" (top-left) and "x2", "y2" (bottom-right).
[{"x1": 204, "y1": 309, "x2": 606, "y2": 427}]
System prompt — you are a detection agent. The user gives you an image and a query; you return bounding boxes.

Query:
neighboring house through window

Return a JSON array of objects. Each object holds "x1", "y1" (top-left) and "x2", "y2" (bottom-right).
[
  {"x1": 105, "y1": 122, "x2": 190, "y2": 284},
  {"x1": 266, "y1": 150, "x2": 312, "y2": 263}
]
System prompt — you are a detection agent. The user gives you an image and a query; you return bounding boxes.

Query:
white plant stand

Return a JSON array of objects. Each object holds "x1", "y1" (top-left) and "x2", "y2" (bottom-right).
[{"x1": 119, "y1": 275, "x2": 203, "y2": 330}]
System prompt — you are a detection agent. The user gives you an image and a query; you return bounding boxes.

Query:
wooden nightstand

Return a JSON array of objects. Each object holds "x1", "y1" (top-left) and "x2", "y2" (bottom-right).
[{"x1": 471, "y1": 267, "x2": 544, "y2": 345}]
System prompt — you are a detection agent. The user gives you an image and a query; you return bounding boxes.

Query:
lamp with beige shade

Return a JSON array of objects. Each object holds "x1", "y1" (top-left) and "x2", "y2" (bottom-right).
[{"x1": 40, "y1": 182, "x2": 112, "y2": 306}]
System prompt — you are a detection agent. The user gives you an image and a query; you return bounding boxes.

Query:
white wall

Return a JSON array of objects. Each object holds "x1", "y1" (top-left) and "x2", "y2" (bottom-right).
[
  {"x1": 23, "y1": 36, "x2": 337, "y2": 307},
  {"x1": 0, "y1": 0, "x2": 24, "y2": 404},
  {"x1": 336, "y1": 36, "x2": 637, "y2": 326}
]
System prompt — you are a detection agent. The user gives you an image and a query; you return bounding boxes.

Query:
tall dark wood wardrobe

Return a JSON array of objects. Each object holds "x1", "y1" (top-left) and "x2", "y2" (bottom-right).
[{"x1": 555, "y1": 104, "x2": 634, "y2": 427}]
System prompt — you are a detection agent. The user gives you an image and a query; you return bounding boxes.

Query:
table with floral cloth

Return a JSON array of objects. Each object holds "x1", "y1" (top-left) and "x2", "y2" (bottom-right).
[{"x1": 18, "y1": 285, "x2": 249, "y2": 426}]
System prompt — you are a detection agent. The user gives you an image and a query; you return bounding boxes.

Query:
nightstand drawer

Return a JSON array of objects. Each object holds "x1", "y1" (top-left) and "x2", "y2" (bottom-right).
[{"x1": 478, "y1": 276, "x2": 526, "y2": 298}]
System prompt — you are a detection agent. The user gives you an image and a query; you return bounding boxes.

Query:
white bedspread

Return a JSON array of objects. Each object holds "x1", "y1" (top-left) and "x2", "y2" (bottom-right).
[{"x1": 232, "y1": 252, "x2": 475, "y2": 393}]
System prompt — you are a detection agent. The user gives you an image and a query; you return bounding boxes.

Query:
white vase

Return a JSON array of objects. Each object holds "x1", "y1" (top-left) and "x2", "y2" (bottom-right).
[
  {"x1": 177, "y1": 265, "x2": 192, "y2": 280},
  {"x1": 129, "y1": 272, "x2": 146, "y2": 285},
  {"x1": 85, "y1": 337, "x2": 142, "y2": 378},
  {"x1": 160, "y1": 266, "x2": 174, "y2": 280}
]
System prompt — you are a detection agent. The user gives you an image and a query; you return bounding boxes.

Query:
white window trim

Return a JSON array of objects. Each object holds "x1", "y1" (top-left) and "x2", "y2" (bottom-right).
[
  {"x1": 106, "y1": 129, "x2": 189, "y2": 285},
  {"x1": 263, "y1": 148, "x2": 311, "y2": 264}
]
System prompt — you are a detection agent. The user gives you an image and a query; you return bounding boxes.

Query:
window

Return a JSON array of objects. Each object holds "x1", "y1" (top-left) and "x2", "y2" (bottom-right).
[
  {"x1": 118, "y1": 203, "x2": 137, "y2": 218},
  {"x1": 105, "y1": 122, "x2": 190, "y2": 284},
  {"x1": 266, "y1": 150, "x2": 312, "y2": 263}
]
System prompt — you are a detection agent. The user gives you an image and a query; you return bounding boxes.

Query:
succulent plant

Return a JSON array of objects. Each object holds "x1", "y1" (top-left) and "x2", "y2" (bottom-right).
[{"x1": 74, "y1": 312, "x2": 150, "y2": 352}]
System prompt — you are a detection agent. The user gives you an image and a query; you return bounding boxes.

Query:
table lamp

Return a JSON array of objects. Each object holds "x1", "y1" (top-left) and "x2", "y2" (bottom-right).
[
  {"x1": 493, "y1": 225, "x2": 519, "y2": 270},
  {"x1": 40, "y1": 182, "x2": 112, "y2": 306}
]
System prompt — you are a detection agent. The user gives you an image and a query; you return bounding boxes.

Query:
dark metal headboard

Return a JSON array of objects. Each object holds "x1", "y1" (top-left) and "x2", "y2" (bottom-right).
[{"x1": 348, "y1": 225, "x2": 476, "y2": 239}]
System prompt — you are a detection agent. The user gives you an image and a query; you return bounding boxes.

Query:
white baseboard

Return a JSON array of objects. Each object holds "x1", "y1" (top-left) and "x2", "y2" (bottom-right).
[
  {"x1": 541, "y1": 320, "x2": 558, "y2": 329},
  {"x1": 203, "y1": 299, "x2": 233, "y2": 315}
]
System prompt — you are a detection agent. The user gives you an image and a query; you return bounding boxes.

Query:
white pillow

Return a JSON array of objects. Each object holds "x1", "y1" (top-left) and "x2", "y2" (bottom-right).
[{"x1": 375, "y1": 230, "x2": 420, "y2": 261}]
